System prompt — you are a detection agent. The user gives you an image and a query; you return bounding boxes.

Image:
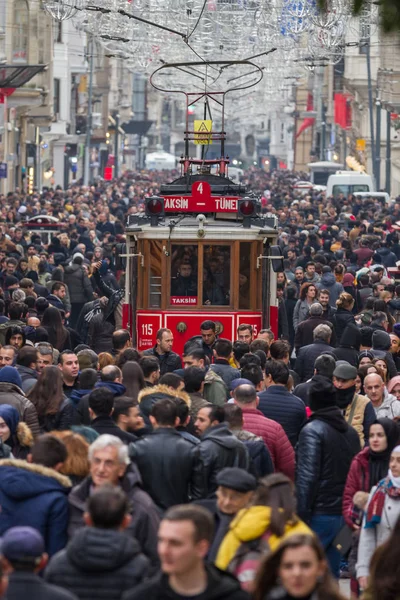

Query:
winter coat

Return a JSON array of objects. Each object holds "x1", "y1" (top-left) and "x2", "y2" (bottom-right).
[
  {"x1": 342, "y1": 447, "x2": 370, "y2": 529},
  {"x1": 64, "y1": 264, "x2": 94, "y2": 304},
  {"x1": 293, "y1": 299, "x2": 311, "y2": 330},
  {"x1": 68, "y1": 464, "x2": 160, "y2": 567},
  {"x1": 357, "y1": 484, "x2": 400, "y2": 578},
  {"x1": 0, "y1": 459, "x2": 71, "y2": 556},
  {"x1": 0, "y1": 382, "x2": 40, "y2": 438},
  {"x1": 39, "y1": 398, "x2": 74, "y2": 433},
  {"x1": 332, "y1": 323, "x2": 362, "y2": 364},
  {"x1": 198, "y1": 424, "x2": 250, "y2": 498},
  {"x1": 376, "y1": 246, "x2": 397, "y2": 268},
  {"x1": 294, "y1": 315, "x2": 336, "y2": 353},
  {"x1": 87, "y1": 313, "x2": 114, "y2": 354},
  {"x1": 316, "y1": 272, "x2": 344, "y2": 306},
  {"x1": 47, "y1": 294, "x2": 66, "y2": 311},
  {"x1": 90, "y1": 416, "x2": 137, "y2": 444},
  {"x1": 122, "y1": 565, "x2": 251, "y2": 600},
  {"x1": 294, "y1": 341, "x2": 335, "y2": 383},
  {"x1": 257, "y1": 385, "x2": 307, "y2": 447},
  {"x1": 142, "y1": 346, "x2": 182, "y2": 375},
  {"x1": 331, "y1": 308, "x2": 356, "y2": 344},
  {"x1": 6, "y1": 421, "x2": 33, "y2": 460},
  {"x1": 129, "y1": 427, "x2": 205, "y2": 509},
  {"x1": 16, "y1": 365, "x2": 38, "y2": 394},
  {"x1": 203, "y1": 369, "x2": 229, "y2": 405},
  {"x1": 370, "y1": 390, "x2": 400, "y2": 419},
  {"x1": 296, "y1": 407, "x2": 361, "y2": 522},
  {"x1": 45, "y1": 527, "x2": 150, "y2": 600},
  {"x1": 209, "y1": 360, "x2": 241, "y2": 390},
  {"x1": 232, "y1": 430, "x2": 274, "y2": 478},
  {"x1": 92, "y1": 270, "x2": 124, "y2": 321},
  {"x1": 215, "y1": 506, "x2": 311, "y2": 590},
  {"x1": 7, "y1": 572, "x2": 78, "y2": 600},
  {"x1": 241, "y1": 407, "x2": 295, "y2": 480},
  {"x1": 46, "y1": 278, "x2": 72, "y2": 313}
]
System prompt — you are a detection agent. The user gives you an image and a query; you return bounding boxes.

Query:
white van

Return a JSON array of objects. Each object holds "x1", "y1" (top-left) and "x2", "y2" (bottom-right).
[
  {"x1": 354, "y1": 191, "x2": 392, "y2": 206},
  {"x1": 326, "y1": 171, "x2": 374, "y2": 198}
]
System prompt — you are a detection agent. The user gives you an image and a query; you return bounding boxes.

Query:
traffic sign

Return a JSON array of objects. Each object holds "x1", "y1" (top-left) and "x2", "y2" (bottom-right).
[
  {"x1": 194, "y1": 120, "x2": 212, "y2": 145},
  {"x1": 356, "y1": 138, "x2": 366, "y2": 151}
]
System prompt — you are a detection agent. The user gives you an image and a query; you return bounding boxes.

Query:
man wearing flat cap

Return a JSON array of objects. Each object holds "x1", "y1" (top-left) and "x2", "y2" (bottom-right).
[
  {"x1": 196, "y1": 467, "x2": 257, "y2": 562},
  {"x1": 333, "y1": 361, "x2": 375, "y2": 448}
]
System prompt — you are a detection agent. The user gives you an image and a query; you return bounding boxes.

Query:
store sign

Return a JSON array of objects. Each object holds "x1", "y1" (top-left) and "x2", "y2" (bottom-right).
[
  {"x1": 170, "y1": 296, "x2": 197, "y2": 305},
  {"x1": 0, "y1": 163, "x2": 7, "y2": 178},
  {"x1": 162, "y1": 181, "x2": 239, "y2": 213}
]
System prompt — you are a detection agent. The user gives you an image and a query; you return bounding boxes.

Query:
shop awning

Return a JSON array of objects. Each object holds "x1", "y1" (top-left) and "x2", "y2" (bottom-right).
[{"x1": 0, "y1": 65, "x2": 46, "y2": 88}]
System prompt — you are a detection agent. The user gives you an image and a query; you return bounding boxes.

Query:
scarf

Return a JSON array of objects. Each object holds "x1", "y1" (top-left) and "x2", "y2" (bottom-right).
[
  {"x1": 365, "y1": 475, "x2": 400, "y2": 528},
  {"x1": 369, "y1": 418, "x2": 400, "y2": 488}
]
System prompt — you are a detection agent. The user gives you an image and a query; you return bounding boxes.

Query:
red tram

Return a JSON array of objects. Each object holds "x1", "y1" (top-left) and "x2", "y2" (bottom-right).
[{"x1": 122, "y1": 62, "x2": 282, "y2": 355}]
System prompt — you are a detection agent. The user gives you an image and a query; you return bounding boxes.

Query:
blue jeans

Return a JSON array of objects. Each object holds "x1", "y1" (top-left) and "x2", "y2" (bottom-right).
[{"x1": 310, "y1": 514, "x2": 344, "y2": 578}]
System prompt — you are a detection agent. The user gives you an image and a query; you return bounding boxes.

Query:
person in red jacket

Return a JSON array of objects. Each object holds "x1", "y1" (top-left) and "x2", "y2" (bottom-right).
[
  {"x1": 342, "y1": 417, "x2": 400, "y2": 594},
  {"x1": 233, "y1": 384, "x2": 295, "y2": 480}
]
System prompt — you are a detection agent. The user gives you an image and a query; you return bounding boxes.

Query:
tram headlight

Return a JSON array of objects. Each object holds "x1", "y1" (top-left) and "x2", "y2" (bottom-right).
[
  {"x1": 145, "y1": 196, "x2": 164, "y2": 226},
  {"x1": 238, "y1": 197, "x2": 258, "y2": 228}
]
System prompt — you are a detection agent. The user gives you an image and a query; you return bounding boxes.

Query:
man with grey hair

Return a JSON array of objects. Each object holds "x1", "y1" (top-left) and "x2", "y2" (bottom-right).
[
  {"x1": 295, "y1": 323, "x2": 335, "y2": 382},
  {"x1": 364, "y1": 373, "x2": 400, "y2": 419},
  {"x1": 68, "y1": 434, "x2": 160, "y2": 567},
  {"x1": 36, "y1": 343, "x2": 55, "y2": 372},
  {"x1": 294, "y1": 302, "x2": 336, "y2": 354}
]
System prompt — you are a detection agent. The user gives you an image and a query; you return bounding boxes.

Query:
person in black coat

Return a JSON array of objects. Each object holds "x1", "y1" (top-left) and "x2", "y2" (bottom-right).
[
  {"x1": 142, "y1": 328, "x2": 182, "y2": 375},
  {"x1": 129, "y1": 398, "x2": 204, "y2": 510},
  {"x1": 296, "y1": 375, "x2": 360, "y2": 577},
  {"x1": 88, "y1": 387, "x2": 137, "y2": 444},
  {"x1": 294, "y1": 324, "x2": 335, "y2": 383},
  {"x1": 2, "y1": 526, "x2": 77, "y2": 600},
  {"x1": 331, "y1": 292, "x2": 356, "y2": 345},
  {"x1": 46, "y1": 486, "x2": 149, "y2": 600},
  {"x1": 122, "y1": 504, "x2": 250, "y2": 600},
  {"x1": 332, "y1": 323, "x2": 361, "y2": 367},
  {"x1": 195, "y1": 405, "x2": 249, "y2": 498},
  {"x1": 258, "y1": 361, "x2": 307, "y2": 447},
  {"x1": 284, "y1": 285, "x2": 298, "y2": 350},
  {"x1": 294, "y1": 302, "x2": 336, "y2": 354},
  {"x1": 294, "y1": 354, "x2": 336, "y2": 407}
]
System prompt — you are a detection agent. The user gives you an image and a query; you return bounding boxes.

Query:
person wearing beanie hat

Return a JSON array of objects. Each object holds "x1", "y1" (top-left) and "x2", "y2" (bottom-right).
[
  {"x1": 332, "y1": 361, "x2": 376, "y2": 448},
  {"x1": 0, "y1": 366, "x2": 40, "y2": 438},
  {"x1": 196, "y1": 467, "x2": 257, "y2": 562},
  {"x1": 296, "y1": 374, "x2": 360, "y2": 577}
]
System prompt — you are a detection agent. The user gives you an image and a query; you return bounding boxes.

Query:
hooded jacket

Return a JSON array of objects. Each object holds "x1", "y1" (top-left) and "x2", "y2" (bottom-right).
[
  {"x1": 215, "y1": 506, "x2": 311, "y2": 588},
  {"x1": 296, "y1": 407, "x2": 361, "y2": 521},
  {"x1": 333, "y1": 323, "x2": 361, "y2": 366},
  {"x1": 199, "y1": 423, "x2": 249, "y2": 498},
  {"x1": 138, "y1": 385, "x2": 191, "y2": 430},
  {"x1": 129, "y1": 427, "x2": 205, "y2": 509},
  {"x1": 371, "y1": 330, "x2": 398, "y2": 378},
  {"x1": 371, "y1": 390, "x2": 400, "y2": 419},
  {"x1": 45, "y1": 527, "x2": 150, "y2": 600},
  {"x1": 317, "y1": 272, "x2": 344, "y2": 305},
  {"x1": 376, "y1": 246, "x2": 397, "y2": 268},
  {"x1": 121, "y1": 565, "x2": 250, "y2": 600},
  {"x1": 64, "y1": 263, "x2": 94, "y2": 304},
  {"x1": 15, "y1": 364, "x2": 38, "y2": 394},
  {"x1": 68, "y1": 463, "x2": 160, "y2": 568},
  {"x1": 6, "y1": 420, "x2": 33, "y2": 459},
  {"x1": 0, "y1": 459, "x2": 71, "y2": 556},
  {"x1": 0, "y1": 380, "x2": 40, "y2": 438},
  {"x1": 331, "y1": 308, "x2": 356, "y2": 344}
]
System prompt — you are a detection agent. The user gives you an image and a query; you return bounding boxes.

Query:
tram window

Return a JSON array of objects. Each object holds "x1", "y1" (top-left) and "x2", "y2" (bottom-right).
[
  {"x1": 239, "y1": 242, "x2": 251, "y2": 310},
  {"x1": 203, "y1": 245, "x2": 230, "y2": 306},
  {"x1": 149, "y1": 241, "x2": 163, "y2": 308},
  {"x1": 170, "y1": 244, "x2": 198, "y2": 305}
]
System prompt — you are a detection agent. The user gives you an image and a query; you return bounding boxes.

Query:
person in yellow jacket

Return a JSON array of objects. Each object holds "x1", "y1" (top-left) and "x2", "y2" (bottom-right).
[{"x1": 215, "y1": 473, "x2": 312, "y2": 592}]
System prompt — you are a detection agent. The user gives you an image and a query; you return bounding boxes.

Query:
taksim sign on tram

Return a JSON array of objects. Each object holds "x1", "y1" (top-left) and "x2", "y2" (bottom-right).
[{"x1": 162, "y1": 181, "x2": 239, "y2": 213}]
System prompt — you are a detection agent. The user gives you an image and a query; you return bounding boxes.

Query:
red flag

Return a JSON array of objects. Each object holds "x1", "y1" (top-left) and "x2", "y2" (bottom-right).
[
  {"x1": 334, "y1": 93, "x2": 352, "y2": 129},
  {"x1": 296, "y1": 92, "x2": 314, "y2": 139}
]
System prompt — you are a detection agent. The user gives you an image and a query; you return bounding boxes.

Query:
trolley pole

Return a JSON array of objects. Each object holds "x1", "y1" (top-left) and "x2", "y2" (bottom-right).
[
  {"x1": 366, "y1": 41, "x2": 376, "y2": 182},
  {"x1": 83, "y1": 37, "x2": 94, "y2": 187},
  {"x1": 386, "y1": 109, "x2": 391, "y2": 194},
  {"x1": 115, "y1": 112, "x2": 120, "y2": 179},
  {"x1": 375, "y1": 94, "x2": 381, "y2": 190}
]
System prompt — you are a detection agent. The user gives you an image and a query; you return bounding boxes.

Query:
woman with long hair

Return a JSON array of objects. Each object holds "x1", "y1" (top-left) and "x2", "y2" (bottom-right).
[
  {"x1": 28, "y1": 366, "x2": 73, "y2": 432},
  {"x1": 122, "y1": 361, "x2": 145, "y2": 402},
  {"x1": 332, "y1": 292, "x2": 356, "y2": 342},
  {"x1": 215, "y1": 473, "x2": 311, "y2": 591},
  {"x1": 357, "y1": 445, "x2": 400, "y2": 590},
  {"x1": 293, "y1": 283, "x2": 317, "y2": 329},
  {"x1": 253, "y1": 534, "x2": 346, "y2": 600},
  {"x1": 98, "y1": 352, "x2": 115, "y2": 369},
  {"x1": 41, "y1": 306, "x2": 71, "y2": 352},
  {"x1": 51, "y1": 430, "x2": 90, "y2": 485}
]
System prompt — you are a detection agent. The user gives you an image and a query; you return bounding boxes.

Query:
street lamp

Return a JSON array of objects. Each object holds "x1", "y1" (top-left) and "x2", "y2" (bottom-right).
[{"x1": 42, "y1": 0, "x2": 83, "y2": 21}]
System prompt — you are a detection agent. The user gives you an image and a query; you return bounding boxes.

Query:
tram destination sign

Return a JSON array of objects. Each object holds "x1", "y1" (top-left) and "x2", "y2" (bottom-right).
[{"x1": 162, "y1": 181, "x2": 239, "y2": 213}]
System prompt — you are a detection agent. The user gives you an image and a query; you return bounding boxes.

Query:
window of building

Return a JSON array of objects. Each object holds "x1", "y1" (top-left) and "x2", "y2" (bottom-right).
[
  {"x1": 54, "y1": 78, "x2": 61, "y2": 117},
  {"x1": 12, "y1": 0, "x2": 29, "y2": 64}
]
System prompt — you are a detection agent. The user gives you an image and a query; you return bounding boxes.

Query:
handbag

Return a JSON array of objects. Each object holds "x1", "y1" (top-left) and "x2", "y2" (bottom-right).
[{"x1": 333, "y1": 524, "x2": 353, "y2": 555}]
